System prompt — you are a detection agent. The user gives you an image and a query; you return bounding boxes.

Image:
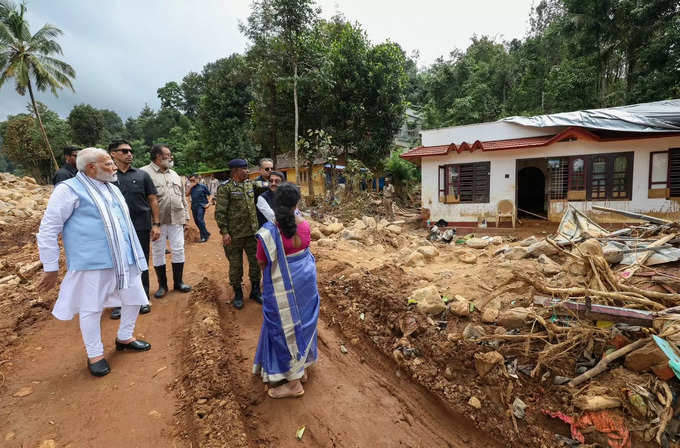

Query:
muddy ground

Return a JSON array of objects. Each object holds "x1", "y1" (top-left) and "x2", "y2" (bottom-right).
[{"x1": 1, "y1": 208, "x2": 520, "y2": 448}]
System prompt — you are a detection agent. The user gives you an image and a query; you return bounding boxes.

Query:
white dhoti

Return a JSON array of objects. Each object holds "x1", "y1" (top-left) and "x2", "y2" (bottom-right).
[
  {"x1": 52, "y1": 264, "x2": 148, "y2": 320},
  {"x1": 52, "y1": 264, "x2": 148, "y2": 358},
  {"x1": 151, "y1": 224, "x2": 185, "y2": 265}
]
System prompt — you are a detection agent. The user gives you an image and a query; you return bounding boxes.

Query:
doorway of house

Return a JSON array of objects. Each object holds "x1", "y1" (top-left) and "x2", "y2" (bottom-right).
[{"x1": 517, "y1": 166, "x2": 546, "y2": 216}]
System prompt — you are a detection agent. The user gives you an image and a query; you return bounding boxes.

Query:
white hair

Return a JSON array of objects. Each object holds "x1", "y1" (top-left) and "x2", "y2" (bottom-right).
[{"x1": 76, "y1": 147, "x2": 109, "y2": 171}]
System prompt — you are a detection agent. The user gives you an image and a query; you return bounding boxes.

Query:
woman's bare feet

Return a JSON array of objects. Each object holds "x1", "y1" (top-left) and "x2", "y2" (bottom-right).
[{"x1": 267, "y1": 379, "x2": 304, "y2": 399}]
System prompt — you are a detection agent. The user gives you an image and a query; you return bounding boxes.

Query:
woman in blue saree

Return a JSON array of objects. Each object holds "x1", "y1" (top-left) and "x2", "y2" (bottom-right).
[{"x1": 254, "y1": 182, "x2": 320, "y2": 398}]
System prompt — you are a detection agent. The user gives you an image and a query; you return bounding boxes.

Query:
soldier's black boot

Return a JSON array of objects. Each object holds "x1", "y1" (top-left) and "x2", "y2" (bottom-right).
[
  {"x1": 233, "y1": 285, "x2": 244, "y2": 309},
  {"x1": 172, "y1": 262, "x2": 192, "y2": 293},
  {"x1": 154, "y1": 265, "x2": 168, "y2": 298},
  {"x1": 249, "y1": 281, "x2": 262, "y2": 304}
]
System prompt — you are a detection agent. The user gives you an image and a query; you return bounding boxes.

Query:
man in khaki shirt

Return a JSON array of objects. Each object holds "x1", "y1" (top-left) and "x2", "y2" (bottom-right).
[{"x1": 141, "y1": 144, "x2": 191, "y2": 297}]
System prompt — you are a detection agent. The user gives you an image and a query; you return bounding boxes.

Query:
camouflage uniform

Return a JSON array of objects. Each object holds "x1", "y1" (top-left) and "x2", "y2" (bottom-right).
[{"x1": 214, "y1": 178, "x2": 262, "y2": 286}]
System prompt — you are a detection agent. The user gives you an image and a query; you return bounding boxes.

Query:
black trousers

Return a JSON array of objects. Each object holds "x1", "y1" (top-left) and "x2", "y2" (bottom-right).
[{"x1": 136, "y1": 228, "x2": 151, "y2": 298}]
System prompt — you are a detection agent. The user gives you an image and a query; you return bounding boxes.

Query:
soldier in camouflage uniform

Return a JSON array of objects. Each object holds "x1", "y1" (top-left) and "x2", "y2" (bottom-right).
[{"x1": 215, "y1": 159, "x2": 268, "y2": 309}]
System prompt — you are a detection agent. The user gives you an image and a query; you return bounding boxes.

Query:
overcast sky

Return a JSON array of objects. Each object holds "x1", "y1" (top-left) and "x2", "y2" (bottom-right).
[{"x1": 0, "y1": 0, "x2": 535, "y2": 121}]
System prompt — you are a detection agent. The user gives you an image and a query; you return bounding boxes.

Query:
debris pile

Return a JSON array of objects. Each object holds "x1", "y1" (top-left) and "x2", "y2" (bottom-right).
[
  {"x1": 0, "y1": 173, "x2": 55, "y2": 365},
  {"x1": 313, "y1": 203, "x2": 680, "y2": 447}
]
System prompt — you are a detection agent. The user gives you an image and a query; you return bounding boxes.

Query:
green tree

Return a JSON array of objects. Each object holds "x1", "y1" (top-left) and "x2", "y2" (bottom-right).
[
  {"x1": 68, "y1": 104, "x2": 104, "y2": 146},
  {"x1": 99, "y1": 109, "x2": 124, "y2": 143},
  {"x1": 246, "y1": 0, "x2": 320, "y2": 179},
  {"x1": 197, "y1": 54, "x2": 257, "y2": 165},
  {"x1": 0, "y1": 0, "x2": 75, "y2": 170},
  {"x1": 2, "y1": 103, "x2": 70, "y2": 182},
  {"x1": 157, "y1": 81, "x2": 183, "y2": 110},
  {"x1": 180, "y1": 72, "x2": 203, "y2": 119}
]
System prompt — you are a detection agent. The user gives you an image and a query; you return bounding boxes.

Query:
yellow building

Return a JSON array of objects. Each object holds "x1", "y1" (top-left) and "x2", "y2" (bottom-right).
[{"x1": 249, "y1": 152, "x2": 328, "y2": 197}]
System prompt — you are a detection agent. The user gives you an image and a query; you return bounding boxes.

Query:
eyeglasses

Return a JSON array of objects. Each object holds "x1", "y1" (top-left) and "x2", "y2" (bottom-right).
[
  {"x1": 114, "y1": 149, "x2": 132, "y2": 154},
  {"x1": 263, "y1": 167, "x2": 272, "y2": 171}
]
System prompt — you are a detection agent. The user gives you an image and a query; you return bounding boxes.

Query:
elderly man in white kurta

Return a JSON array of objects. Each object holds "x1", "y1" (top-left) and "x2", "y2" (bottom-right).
[{"x1": 37, "y1": 147, "x2": 151, "y2": 377}]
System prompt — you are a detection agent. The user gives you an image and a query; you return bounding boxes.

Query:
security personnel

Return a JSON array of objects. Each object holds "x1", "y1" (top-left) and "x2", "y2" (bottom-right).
[{"x1": 215, "y1": 159, "x2": 265, "y2": 309}]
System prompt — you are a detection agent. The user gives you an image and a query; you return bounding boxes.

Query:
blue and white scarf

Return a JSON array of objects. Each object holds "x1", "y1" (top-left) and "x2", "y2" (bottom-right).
[{"x1": 75, "y1": 171, "x2": 146, "y2": 289}]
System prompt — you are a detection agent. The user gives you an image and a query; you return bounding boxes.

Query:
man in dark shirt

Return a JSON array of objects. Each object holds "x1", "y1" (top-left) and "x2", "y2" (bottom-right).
[
  {"x1": 52, "y1": 146, "x2": 79, "y2": 185},
  {"x1": 108, "y1": 139, "x2": 161, "y2": 319},
  {"x1": 187, "y1": 174, "x2": 212, "y2": 242}
]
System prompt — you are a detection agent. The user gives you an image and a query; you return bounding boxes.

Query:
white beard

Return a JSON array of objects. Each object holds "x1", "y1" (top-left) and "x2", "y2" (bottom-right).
[{"x1": 96, "y1": 170, "x2": 117, "y2": 183}]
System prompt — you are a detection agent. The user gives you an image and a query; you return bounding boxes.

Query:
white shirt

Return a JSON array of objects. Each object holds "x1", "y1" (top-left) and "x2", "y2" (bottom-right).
[{"x1": 257, "y1": 194, "x2": 276, "y2": 223}]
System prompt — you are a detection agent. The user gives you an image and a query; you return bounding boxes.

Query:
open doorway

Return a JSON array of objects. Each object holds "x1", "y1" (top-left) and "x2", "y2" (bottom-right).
[{"x1": 517, "y1": 166, "x2": 546, "y2": 216}]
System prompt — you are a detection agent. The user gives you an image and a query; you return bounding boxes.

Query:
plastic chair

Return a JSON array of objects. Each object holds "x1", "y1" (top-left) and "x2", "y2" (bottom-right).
[{"x1": 496, "y1": 200, "x2": 516, "y2": 228}]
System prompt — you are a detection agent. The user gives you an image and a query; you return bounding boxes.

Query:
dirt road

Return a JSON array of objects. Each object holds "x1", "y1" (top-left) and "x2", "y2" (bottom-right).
[{"x1": 1, "y1": 214, "x2": 499, "y2": 447}]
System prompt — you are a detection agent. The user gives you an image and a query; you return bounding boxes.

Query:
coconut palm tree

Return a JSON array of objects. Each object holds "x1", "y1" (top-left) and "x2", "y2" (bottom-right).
[{"x1": 0, "y1": 0, "x2": 75, "y2": 170}]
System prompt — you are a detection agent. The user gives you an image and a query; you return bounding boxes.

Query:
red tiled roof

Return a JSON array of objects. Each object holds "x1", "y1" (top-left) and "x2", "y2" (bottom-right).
[{"x1": 399, "y1": 126, "x2": 677, "y2": 163}]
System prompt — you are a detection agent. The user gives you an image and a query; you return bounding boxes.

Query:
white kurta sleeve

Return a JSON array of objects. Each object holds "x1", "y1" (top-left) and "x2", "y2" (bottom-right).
[
  {"x1": 36, "y1": 183, "x2": 79, "y2": 272},
  {"x1": 257, "y1": 195, "x2": 276, "y2": 223}
]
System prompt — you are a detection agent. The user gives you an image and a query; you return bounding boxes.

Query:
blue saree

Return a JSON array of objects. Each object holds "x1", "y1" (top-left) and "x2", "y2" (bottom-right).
[{"x1": 253, "y1": 221, "x2": 320, "y2": 382}]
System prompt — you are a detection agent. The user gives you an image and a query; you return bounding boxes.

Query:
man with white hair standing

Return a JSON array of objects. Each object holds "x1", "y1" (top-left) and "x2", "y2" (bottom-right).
[{"x1": 37, "y1": 147, "x2": 151, "y2": 377}]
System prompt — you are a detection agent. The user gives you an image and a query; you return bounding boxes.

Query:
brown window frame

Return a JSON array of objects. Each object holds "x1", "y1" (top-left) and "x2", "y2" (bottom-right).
[
  {"x1": 586, "y1": 152, "x2": 634, "y2": 201},
  {"x1": 438, "y1": 162, "x2": 490, "y2": 204},
  {"x1": 547, "y1": 152, "x2": 633, "y2": 201}
]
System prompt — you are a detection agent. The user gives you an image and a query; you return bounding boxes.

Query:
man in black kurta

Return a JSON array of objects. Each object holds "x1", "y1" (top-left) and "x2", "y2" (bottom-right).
[{"x1": 109, "y1": 139, "x2": 161, "y2": 319}]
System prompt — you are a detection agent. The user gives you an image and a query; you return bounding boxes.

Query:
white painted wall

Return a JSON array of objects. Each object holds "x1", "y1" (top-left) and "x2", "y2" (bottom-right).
[
  {"x1": 421, "y1": 136, "x2": 680, "y2": 222},
  {"x1": 421, "y1": 121, "x2": 564, "y2": 146}
]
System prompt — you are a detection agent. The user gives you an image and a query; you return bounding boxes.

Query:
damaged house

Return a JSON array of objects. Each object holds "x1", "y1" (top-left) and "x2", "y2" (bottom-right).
[{"x1": 401, "y1": 100, "x2": 680, "y2": 226}]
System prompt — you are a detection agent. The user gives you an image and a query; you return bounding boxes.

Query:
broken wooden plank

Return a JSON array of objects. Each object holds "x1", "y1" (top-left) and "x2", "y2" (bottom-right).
[
  {"x1": 533, "y1": 295, "x2": 655, "y2": 327},
  {"x1": 591, "y1": 205, "x2": 673, "y2": 225}
]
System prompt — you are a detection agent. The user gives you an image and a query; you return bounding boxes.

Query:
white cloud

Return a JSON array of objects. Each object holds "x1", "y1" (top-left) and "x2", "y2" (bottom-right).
[{"x1": 0, "y1": 0, "x2": 534, "y2": 120}]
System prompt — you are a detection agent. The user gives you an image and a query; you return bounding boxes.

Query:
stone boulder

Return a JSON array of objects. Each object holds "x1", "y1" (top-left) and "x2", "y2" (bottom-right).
[
  {"x1": 458, "y1": 252, "x2": 478, "y2": 264},
  {"x1": 474, "y1": 351, "x2": 504, "y2": 377},
  {"x1": 310, "y1": 228, "x2": 323, "y2": 241},
  {"x1": 410, "y1": 286, "x2": 446, "y2": 315},
  {"x1": 504, "y1": 246, "x2": 528, "y2": 260},
  {"x1": 481, "y1": 308, "x2": 499, "y2": 323},
  {"x1": 362, "y1": 216, "x2": 377, "y2": 228},
  {"x1": 466, "y1": 237, "x2": 490, "y2": 249},
  {"x1": 316, "y1": 238, "x2": 334, "y2": 247},
  {"x1": 417, "y1": 245, "x2": 439, "y2": 260},
  {"x1": 537, "y1": 254, "x2": 561, "y2": 276},
  {"x1": 405, "y1": 251, "x2": 426, "y2": 267},
  {"x1": 386, "y1": 225, "x2": 402, "y2": 234},
  {"x1": 498, "y1": 307, "x2": 532, "y2": 329},
  {"x1": 603, "y1": 244, "x2": 624, "y2": 264},
  {"x1": 526, "y1": 240, "x2": 559, "y2": 257},
  {"x1": 462, "y1": 324, "x2": 486, "y2": 340},
  {"x1": 520, "y1": 236, "x2": 537, "y2": 247},
  {"x1": 341, "y1": 229, "x2": 362, "y2": 241},
  {"x1": 322, "y1": 222, "x2": 344, "y2": 235},
  {"x1": 449, "y1": 296, "x2": 470, "y2": 317}
]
